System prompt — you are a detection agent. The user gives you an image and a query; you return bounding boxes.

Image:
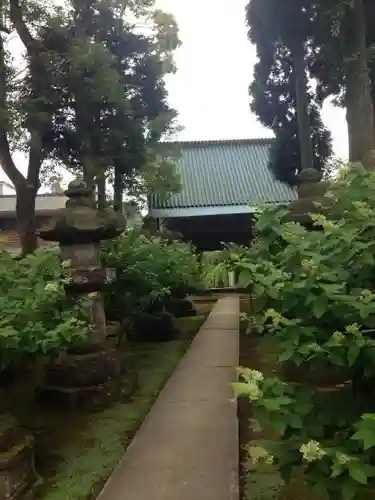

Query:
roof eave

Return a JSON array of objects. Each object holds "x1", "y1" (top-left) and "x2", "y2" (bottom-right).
[{"x1": 149, "y1": 202, "x2": 293, "y2": 218}]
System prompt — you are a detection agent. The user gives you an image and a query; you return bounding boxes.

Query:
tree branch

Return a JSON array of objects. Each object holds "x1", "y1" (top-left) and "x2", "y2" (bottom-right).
[
  {"x1": 9, "y1": 0, "x2": 40, "y2": 53},
  {"x1": 10, "y1": 0, "x2": 49, "y2": 191},
  {"x1": 0, "y1": 34, "x2": 25, "y2": 186}
]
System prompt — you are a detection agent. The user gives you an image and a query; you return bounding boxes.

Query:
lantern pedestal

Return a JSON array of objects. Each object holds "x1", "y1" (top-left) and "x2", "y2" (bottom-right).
[
  {"x1": 285, "y1": 168, "x2": 328, "y2": 225},
  {"x1": 0, "y1": 414, "x2": 40, "y2": 500},
  {"x1": 40, "y1": 347, "x2": 135, "y2": 410}
]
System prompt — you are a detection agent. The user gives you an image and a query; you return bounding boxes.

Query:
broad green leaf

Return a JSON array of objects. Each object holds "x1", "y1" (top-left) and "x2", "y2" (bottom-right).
[
  {"x1": 262, "y1": 396, "x2": 292, "y2": 411},
  {"x1": 313, "y1": 297, "x2": 327, "y2": 318},
  {"x1": 238, "y1": 270, "x2": 253, "y2": 288},
  {"x1": 352, "y1": 420, "x2": 375, "y2": 450},
  {"x1": 278, "y1": 348, "x2": 294, "y2": 363},
  {"x1": 271, "y1": 418, "x2": 287, "y2": 435},
  {"x1": 347, "y1": 345, "x2": 361, "y2": 366},
  {"x1": 349, "y1": 465, "x2": 367, "y2": 485},
  {"x1": 341, "y1": 480, "x2": 357, "y2": 500},
  {"x1": 288, "y1": 413, "x2": 303, "y2": 429}
]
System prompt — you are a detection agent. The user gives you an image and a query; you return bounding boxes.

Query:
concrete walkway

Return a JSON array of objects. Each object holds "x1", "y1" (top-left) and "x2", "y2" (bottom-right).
[{"x1": 97, "y1": 296, "x2": 239, "y2": 500}]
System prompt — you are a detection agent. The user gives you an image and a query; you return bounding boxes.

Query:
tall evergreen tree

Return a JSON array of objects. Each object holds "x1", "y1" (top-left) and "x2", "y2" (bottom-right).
[
  {"x1": 246, "y1": 0, "x2": 333, "y2": 185},
  {"x1": 250, "y1": 43, "x2": 332, "y2": 185},
  {"x1": 309, "y1": 0, "x2": 375, "y2": 165}
]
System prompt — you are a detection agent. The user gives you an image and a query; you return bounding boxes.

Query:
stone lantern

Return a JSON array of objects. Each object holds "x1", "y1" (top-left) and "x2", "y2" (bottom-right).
[
  {"x1": 38, "y1": 179, "x2": 127, "y2": 408},
  {"x1": 285, "y1": 168, "x2": 329, "y2": 225}
]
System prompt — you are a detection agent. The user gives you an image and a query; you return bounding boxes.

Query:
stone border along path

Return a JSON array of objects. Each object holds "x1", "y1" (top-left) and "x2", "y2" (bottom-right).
[{"x1": 97, "y1": 296, "x2": 240, "y2": 500}]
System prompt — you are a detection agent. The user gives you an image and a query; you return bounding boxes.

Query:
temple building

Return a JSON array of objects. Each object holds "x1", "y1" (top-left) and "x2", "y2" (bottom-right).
[{"x1": 148, "y1": 138, "x2": 297, "y2": 250}]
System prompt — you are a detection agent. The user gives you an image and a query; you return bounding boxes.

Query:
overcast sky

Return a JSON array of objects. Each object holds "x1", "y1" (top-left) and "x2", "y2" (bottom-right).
[{"x1": 157, "y1": 0, "x2": 349, "y2": 159}]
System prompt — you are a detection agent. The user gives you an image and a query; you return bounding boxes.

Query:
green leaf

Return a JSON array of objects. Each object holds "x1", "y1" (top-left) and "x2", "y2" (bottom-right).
[
  {"x1": 341, "y1": 480, "x2": 358, "y2": 500},
  {"x1": 313, "y1": 297, "x2": 327, "y2": 319},
  {"x1": 238, "y1": 270, "x2": 253, "y2": 288},
  {"x1": 253, "y1": 283, "x2": 265, "y2": 296},
  {"x1": 288, "y1": 413, "x2": 303, "y2": 429},
  {"x1": 278, "y1": 344, "x2": 295, "y2": 362},
  {"x1": 321, "y1": 283, "x2": 344, "y2": 295},
  {"x1": 347, "y1": 345, "x2": 361, "y2": 366},
  {"x1": 262, "y1": 396, "x2": 292, "y2": 411},
  {"x1": 352, "y1": 420, "x2": 375, "y2": 450},
  {"x1": 349, "y1": 464, "x2": 367, "y2": 485},
  {"x1": 271, "y1": 417, "x2": 287, "y2": 435}
]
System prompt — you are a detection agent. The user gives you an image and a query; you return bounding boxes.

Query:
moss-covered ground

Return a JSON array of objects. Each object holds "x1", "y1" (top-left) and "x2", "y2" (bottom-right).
[{"x1": 4, "y1": 309, "x2": 211, "y2": 500}]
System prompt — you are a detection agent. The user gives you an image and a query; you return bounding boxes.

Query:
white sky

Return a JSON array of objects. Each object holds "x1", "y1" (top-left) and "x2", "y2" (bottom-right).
[
  {"x1": 156, "y1": 0, "x2": 349, "y2": 159},
  {"x1": 1, "y1": 0, "x2": 349, "y2": 187}
]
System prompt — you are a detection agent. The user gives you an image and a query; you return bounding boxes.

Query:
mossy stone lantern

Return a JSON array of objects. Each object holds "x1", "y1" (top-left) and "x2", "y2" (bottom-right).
[
  {"x1": 285, "y1": 168, "x2": 329, "y2": 226},
  {"x1": 38, "y1": 179, "x2": 128, "y2": 408}
]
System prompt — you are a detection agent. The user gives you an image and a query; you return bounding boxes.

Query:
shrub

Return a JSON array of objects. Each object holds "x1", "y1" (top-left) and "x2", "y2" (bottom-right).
[
  {"x1": 129, "y1": 312, "x2": 177, "y2": 342},
  {"x1": 234, "y1": 167, "x2": 375, "y2": 500},
  {"x1": 165, "y1": 298, "x2": 196, "y2": 318},
  {"x1": 102, "y1": 230, "x2": 203, "y2": 324},
  {"x1": 0, "y1": 248, "x2": 89, "y2": 371}
]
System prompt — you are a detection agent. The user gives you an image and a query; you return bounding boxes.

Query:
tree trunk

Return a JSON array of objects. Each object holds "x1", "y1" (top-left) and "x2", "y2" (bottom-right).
[
  {"x1": 369, "y1": 61, "x2": 375, "y2": 146},
  {"x1": 292, "y1": 42, "x2": 314, "y2": 172},
  {"x1": 97, "y1": 173, "x2": 106, "y2": 210},
  {"x1": 16, "y1": 185, "x2": 38, "y2": 256},
  {"x1": 113, "y1": 168, "x2": 123, "y2": 212},
  {"x1": 343, "y1": 0, "x2": 374, "y2": 166},
  {"x1": 345, "y1": 64, "x2": 357, "y2": 162}
]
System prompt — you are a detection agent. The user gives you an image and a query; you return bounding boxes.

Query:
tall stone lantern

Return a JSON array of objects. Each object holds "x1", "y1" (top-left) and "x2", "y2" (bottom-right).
[
  {"x1": 38, "y1": 179, "x2": 127, "y2": 408},
  {"x1": 285, "y1": 168, "x2": 328, "y2": 225}
]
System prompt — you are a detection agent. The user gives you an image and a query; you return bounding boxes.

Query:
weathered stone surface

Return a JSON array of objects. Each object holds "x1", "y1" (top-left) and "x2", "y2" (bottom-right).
[
  {"x1": 0, "y1": 415, "x2": 40, "y2": 500},
  {"x1": 286, "y1": 168, "x2": 328, "y2": 224},
  {"x1": 40, "y1": 376, "x2": 136, "y2": 411},
  {"x1": 45, "y1": 349, "x2": 121, "y2": 388},
  {"x1": 38, "y1": 179, "x2": 128, "y2": 406},
  {"x1": 38, "y1": 180, "x2": 126, "y2": 245}
]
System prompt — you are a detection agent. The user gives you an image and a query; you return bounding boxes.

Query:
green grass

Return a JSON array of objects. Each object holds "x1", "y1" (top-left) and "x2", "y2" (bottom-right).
[
  {"x1": 244, "y1": 465, "x2": 283, "y2": 500},
  {"x1": 37, "y1": 340, "x2": 192, "y2": 500}
]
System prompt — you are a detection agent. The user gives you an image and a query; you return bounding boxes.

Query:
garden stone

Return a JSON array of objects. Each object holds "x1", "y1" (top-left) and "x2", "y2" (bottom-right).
[
  {"x1": 0, "y1": 414, "x2": 40, "y2": 500},
  {"x1": 38, "y1": 179, "x2": 133, "y2": 410}
]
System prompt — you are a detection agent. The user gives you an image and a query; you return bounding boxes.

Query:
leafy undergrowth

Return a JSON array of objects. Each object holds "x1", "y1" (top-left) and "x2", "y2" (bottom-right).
[
  {"x1": 240, "y1": 320, "x2": 345, "y2": 500},
  {"x1": 241, "y1": 333, "x2": 286, "y2": 500},
  {"x1": 239, "y1": 298, "x2": 286, "y2": 500},
  {"x1": 8, "y1": 314, "x2": 209, "y2": 500}
]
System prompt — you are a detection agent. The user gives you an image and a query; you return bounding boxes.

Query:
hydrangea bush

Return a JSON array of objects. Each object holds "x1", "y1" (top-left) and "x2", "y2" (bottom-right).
[
  {"x1": 233, "y1": 167, "x2": 375, "y2": 500},
  {"x1": 102, "y1": 229, "x2": 204, "y2": 322},
  {"x1": 0, "y1": 248, "x2": 89, "y2": 370}
]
